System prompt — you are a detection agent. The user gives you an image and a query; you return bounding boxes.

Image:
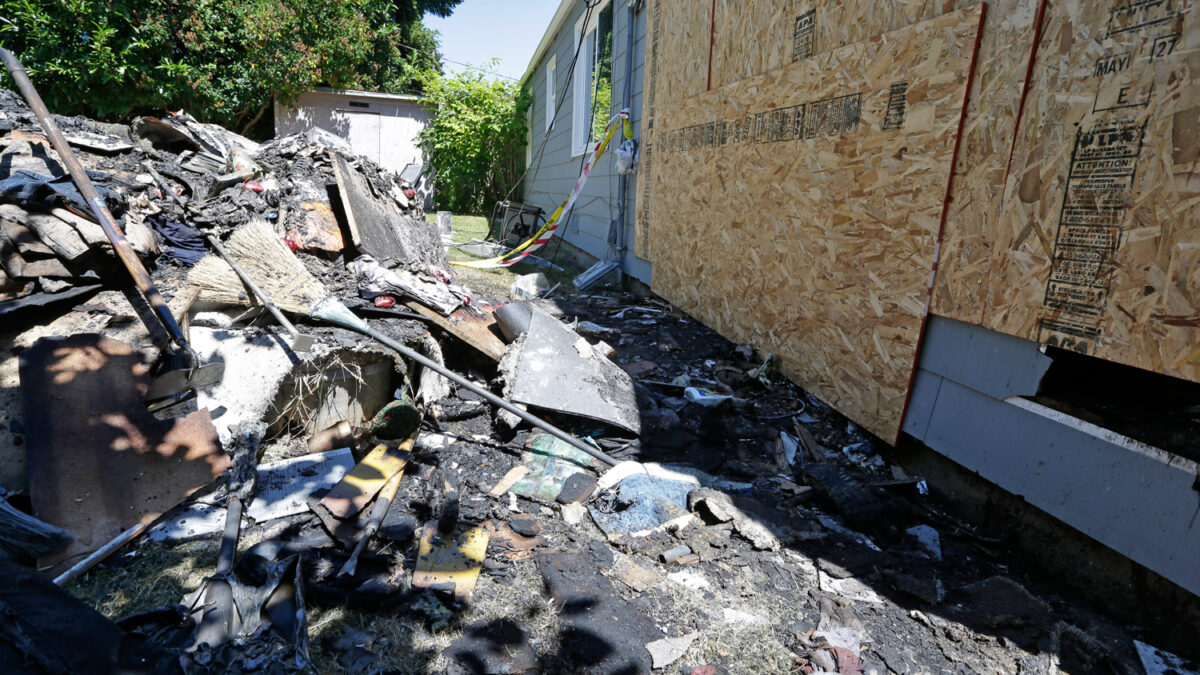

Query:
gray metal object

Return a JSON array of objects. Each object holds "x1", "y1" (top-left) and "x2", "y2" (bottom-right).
[
  {"x1": 573, "y1": 259, "x2": 619, "y2": 290},
  {"x1": 494, "y1": 301, "x2": 533, "y2": 342},
  {"x1": 501, "y1": 307, "x2": 641, "y2": 435},
  {"x1": 306, "y1": 296, "x2": 620, "y2": 467},
  {"x1": 613, "y1": 0, "x2": 639, "y2": 284}
]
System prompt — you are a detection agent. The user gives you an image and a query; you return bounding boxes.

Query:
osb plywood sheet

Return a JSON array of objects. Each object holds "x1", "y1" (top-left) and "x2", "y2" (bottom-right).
[
  {"x1": 635, "y1": 0, "x2": 711, "y2": 261},
  {"x1": 709, "y1": 0, "x2": 959, "y2": 89},
  {"x1": 647, "y1": 6, "x2": 984, "y2": 442},
  {"x1": 705, "y1": 0, "x2": 1044, "y2": 326},
  {"x1": 652, "y1": 0, "x2": 712, "y2": 104},
  {"x1": 974, "y1": 0, "x2": 1200, "y2": 383},
  {"x1": 931, "y1": 0, "x2": 1045, "y2": 322}
]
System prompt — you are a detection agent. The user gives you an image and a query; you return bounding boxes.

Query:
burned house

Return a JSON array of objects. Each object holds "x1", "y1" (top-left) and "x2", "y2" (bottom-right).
[
  {"x1": 0, "y1": 1, "x2": 1198, "y2": 673},
  {"x1": 522, "y1": 0, "x2": 1200, "y2": 624}
]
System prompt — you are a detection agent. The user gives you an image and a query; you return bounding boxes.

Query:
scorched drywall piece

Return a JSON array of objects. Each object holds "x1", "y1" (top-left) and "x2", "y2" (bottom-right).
[{"x1": 645, "y1": 6, "x2": 984, "y2": 443}]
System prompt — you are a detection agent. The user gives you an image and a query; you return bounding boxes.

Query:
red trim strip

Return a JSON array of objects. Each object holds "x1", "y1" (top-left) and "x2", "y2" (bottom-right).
[{"x1": 707, "y1": 0, "x2": 716, "y2": 90}]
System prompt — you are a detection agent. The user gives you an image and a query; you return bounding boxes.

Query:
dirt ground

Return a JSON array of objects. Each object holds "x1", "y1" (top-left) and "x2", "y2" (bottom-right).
[{"x1": 2, "y1": 248, "x2": 1167, "y2": 674}]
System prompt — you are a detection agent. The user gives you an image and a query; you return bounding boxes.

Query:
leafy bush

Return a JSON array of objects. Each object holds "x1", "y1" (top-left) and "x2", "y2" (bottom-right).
[
  {"x1": 418, "y1": 66, "x2": 528, "y2": 214},
  {"x1": 0, "y1": 0, "x2": 457, "y2": 136}
]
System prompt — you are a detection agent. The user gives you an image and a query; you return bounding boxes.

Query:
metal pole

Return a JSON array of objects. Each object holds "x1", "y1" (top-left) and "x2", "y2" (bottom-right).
[
  {"x1": 0, "y1": 48, "x2": 188, "y2": 351},
  {"x1": 310, "y1": 299, "x2": 620, "y2": 467},
  {"x1": 614, "y1": 0, "x2": 639, "y2": 285}
]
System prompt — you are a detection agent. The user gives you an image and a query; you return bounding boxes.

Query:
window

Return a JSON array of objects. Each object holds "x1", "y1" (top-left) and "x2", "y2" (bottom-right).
[
  {"x1": 572, "y1": 1, "x2": 613, "y2": 155},
  {"x1": 544, "y1": 55, "x2": 556, "y2": 132}
]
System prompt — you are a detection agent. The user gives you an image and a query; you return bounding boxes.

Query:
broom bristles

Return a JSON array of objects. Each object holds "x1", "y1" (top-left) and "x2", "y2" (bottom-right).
[{"x1": 188, "y1": 219, "x2": 328, "y2": 315}]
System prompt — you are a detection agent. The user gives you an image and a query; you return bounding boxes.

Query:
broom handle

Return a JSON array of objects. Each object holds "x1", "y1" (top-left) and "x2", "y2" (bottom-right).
[
  {"x1": 318, "y1": 302, "x2": 619, "y2": 467},
  {"x1": 204, "y1": 234, "x2": 303, "y2": 340},
  {"x1": 0, "y1": 48, "x2": 188, "y2": 350}
]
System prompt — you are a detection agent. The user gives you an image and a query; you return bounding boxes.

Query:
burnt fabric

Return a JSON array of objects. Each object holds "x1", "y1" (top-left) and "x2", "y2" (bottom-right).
[
  {"x1": 0, "y1": 169, "x2": 121, "y2": 214},
  {"x1": 149, "y1": 215, "x2": 206, "y2": 266}
]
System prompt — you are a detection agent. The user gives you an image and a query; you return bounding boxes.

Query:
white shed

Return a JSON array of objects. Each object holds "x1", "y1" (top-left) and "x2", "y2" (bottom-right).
[{"x1": 273, "y1": 88, "x2": 432, "y2": 177}]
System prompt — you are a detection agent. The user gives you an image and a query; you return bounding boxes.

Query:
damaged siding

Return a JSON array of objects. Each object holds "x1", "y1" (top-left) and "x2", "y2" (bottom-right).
[{"x1": 524, "y1": 2, "x2": 651, "y2": 284}]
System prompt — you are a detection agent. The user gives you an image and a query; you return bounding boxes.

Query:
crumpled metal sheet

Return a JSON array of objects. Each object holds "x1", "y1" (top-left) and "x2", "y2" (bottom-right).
[{"x1": 502, "y1": 307, "x2": 642, "y2": 435}]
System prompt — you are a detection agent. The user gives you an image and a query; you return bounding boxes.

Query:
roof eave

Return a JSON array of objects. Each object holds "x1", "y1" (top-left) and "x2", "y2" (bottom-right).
[{"x1": 518, "y1": 0, "x2": 577, "y2": 88}]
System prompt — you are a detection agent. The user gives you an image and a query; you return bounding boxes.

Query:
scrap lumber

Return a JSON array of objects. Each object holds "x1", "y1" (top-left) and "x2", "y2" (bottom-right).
[
  {"x1": 331, "y1": 153, "x2": 407, "y2": 261},
  {"x1": 317, "y1": 442, "x2": 411, "y2": 520},
  {"x1": 0, "y1": 217, "x2": 55, "y2": 259},
  {"x1": 5, "y1": 207, "x2": 90, "y2": 262},
  {"x1": 50, "y1": 207, "x2": 109, "y2": 247},
  {"x1": 643, "y1": 6, "x2": 984, "y2": 443},
  {"x1": 404, "y1": 300, "x2": 506, "y2": 362}
]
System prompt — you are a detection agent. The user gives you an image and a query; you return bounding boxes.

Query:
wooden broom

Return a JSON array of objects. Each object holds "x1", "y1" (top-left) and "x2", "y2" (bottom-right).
[{"x1": 187, "y1": 220, "x2": 618, "y2": 467}]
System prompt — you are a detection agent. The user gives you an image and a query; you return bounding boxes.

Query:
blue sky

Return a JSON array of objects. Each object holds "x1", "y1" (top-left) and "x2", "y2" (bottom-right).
[{"x1": 425, "y1": 0, "x2": 563, "y2": 82}]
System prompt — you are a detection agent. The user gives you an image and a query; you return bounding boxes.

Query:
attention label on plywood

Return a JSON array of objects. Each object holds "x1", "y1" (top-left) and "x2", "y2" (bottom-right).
[
  {"x1": 936, "y1": 0, "x2": 1200, "y2": 383},
  {"x1": 645, "y1": 6, "x2": 983, "y2": 442}
]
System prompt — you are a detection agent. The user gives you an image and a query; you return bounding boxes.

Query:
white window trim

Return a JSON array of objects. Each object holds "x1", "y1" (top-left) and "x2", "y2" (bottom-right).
[
  {"x1": 572, "y1": 0, "x2": 610, "y2": 156},
  {"x1": 525, "y1": 103, "x2": 533, "y2": 167},
  {"x1": 544, "y1": 55, "x2": 556, "y2": 132}
]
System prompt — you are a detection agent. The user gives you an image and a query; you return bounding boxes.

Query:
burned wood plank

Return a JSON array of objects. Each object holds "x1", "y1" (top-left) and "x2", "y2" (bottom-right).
[
  {"x1": 1, "y1": 217, "x2": 55, "y2": 258},
  {"x1": 50, "y1": 207, "x2": 110, "y2": 247},
  {"x1": 331, "y1": 153, "x2": 406, "y2": 261},
  {"x1": 317, "y1": 443, "x2": 410, "y2": 520},
  {"x1": 404, "y1": 300, "x2": 506, "y2": 362},
  {"x1": 0, "y1": 205, "x2": 90, "y2": 262}
]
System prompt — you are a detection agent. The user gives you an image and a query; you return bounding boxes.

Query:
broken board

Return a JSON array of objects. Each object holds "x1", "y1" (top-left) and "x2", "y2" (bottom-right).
[
  {"x1": 933, "y1": 0, "x2": 1200, "y2": 385},
  {"x1": 332, "y1": 153, "x2": 402, "y2": 259},
  {"x1": 644, "y1": 7, "x2": 984, "y2": 443},
  {"x1": 412, "y1": 524, "x2": 488, "y2": 601},
  {"x1": 404, "y1": 300, "x2": 506, "y2": 362},
  {"x1": 19, "y1": 334, "x2": 228, "y2": 573},
  {"x1": 317, "y1": 443, "x2": 411, "y2": 520}
]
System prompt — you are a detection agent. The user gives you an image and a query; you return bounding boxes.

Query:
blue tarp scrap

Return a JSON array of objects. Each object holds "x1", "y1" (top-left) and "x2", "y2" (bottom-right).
[{"x1": 586, "y1": 473, "x2": 695, "y2": 537}]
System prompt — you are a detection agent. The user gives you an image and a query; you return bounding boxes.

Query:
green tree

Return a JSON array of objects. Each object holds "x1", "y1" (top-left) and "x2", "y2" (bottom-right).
[
  {"x1": 418, "y1": 66, "x2": 529, "y2": 214},
  {"x1": 0, "y1": 0, "x2": 460, "y2": 136}
]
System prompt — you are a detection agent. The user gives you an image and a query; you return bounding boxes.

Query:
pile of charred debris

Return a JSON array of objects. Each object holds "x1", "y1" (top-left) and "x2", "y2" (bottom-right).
[{"x1": 0, "y1": 82, "x2": 1195, "y2": 675}]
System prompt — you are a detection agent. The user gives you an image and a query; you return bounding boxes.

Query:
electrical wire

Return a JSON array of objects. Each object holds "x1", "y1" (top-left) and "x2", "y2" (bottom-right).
[
  {"x1": 396, "y1": 41, "x2": 520, "y2": 81},
  {"x1": 502, "y1": 0, "x2": 597, "y2": 206}
]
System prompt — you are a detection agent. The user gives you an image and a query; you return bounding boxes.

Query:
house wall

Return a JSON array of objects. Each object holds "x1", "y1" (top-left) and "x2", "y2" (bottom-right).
[
  {"x1": 519, "y1": 0, "x2": 1200, "y2": 606},
  {"x1": 522, "y1": 0, "x2": 651, "y2": 284},
  {"x1": 904, "y1": 316, "x2": 1200, "y2": 599},
  {"x1": 274, "y1": 90, "x2": 432, "y2": 177}
]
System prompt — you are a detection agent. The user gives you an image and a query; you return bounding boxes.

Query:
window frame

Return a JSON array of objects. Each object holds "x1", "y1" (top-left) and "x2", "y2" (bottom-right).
[
  {"x1": 544, "y1": 55, "x2": 556, "y2": 132},
  {"x1": 571, "y1": 0, "x2": 612, "y2": 156}
]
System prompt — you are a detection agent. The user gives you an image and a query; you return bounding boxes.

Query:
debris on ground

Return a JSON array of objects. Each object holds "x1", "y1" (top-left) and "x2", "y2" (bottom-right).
[{"x1": 0, "y1": 81, "x2": 1188, "y2": 675}]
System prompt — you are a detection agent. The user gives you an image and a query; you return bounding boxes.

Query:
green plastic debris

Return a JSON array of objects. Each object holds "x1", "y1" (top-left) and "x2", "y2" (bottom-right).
[
  {"x1": 511, "y1": 434, "x2": 603, "y2": 501},
  {"x1": 366, "y1": 397, "x2": 421, "y2": 440}
]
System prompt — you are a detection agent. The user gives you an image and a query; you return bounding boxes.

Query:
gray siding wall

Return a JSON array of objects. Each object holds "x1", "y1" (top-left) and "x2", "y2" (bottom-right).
[
  {"x1": 905, "y1": 316, "x2": 1200, "y2": 598},
  {"x1": 524, "y1": 1, "x2": 651, "y2": 283}
]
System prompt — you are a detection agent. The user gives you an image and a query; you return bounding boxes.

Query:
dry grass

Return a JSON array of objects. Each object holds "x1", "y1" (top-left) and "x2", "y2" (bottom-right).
[
  {"x1": 306, "y1": 554, "x2": 562, "y2": 674},
  {"x1": 656, "y1": 566, "x2": 800, "y2": 674}
]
